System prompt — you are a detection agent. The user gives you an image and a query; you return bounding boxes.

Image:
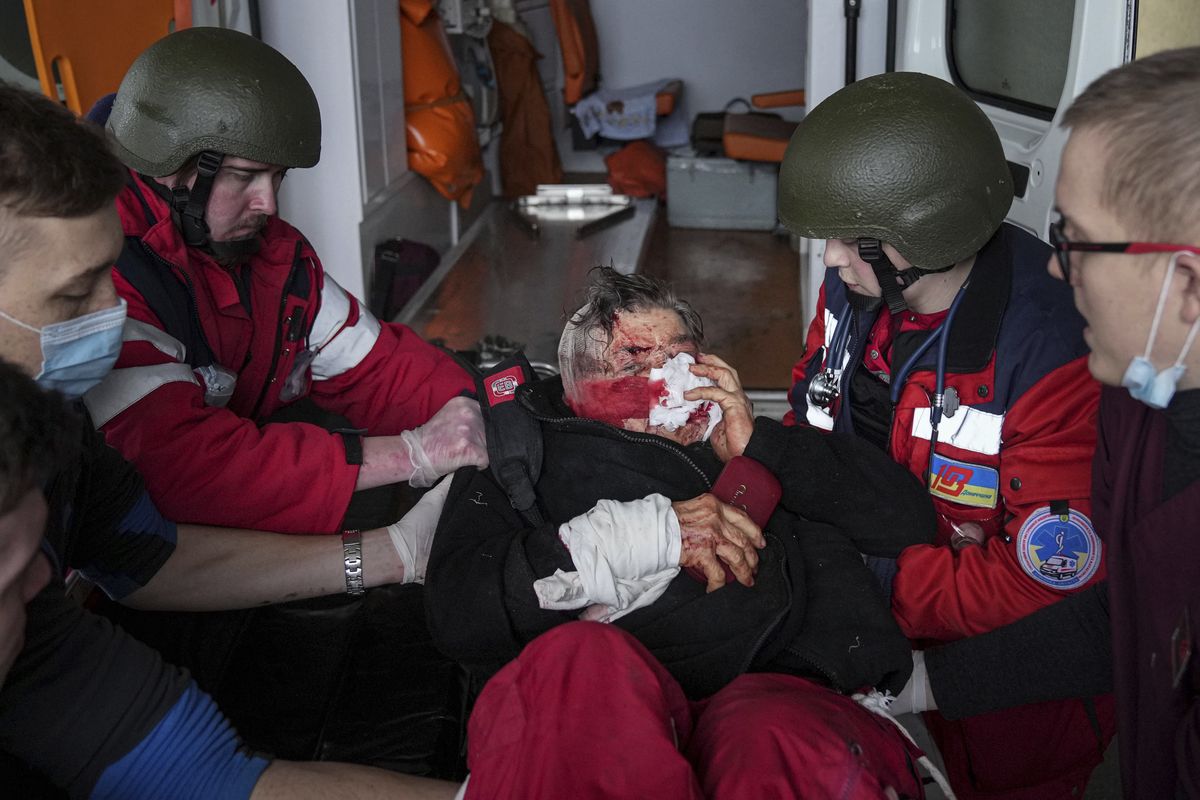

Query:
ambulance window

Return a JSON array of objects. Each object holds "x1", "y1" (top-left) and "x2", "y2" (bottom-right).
[{"x1": 947, "y1": 0, "x2": 1076, "y2": 119}]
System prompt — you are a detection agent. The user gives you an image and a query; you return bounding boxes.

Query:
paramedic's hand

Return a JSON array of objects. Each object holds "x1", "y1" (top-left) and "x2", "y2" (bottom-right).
[
  {"x1": 949, "y1": 521, "x2": 985, "y2": 551},
  {"x1": 685, "y1": 354, "x2": 754, "y2": 462},
  {"x1": 387, "y1": 477, "x2": 453, "y2": 583},
  {"x1": 674, "y1": 493, "x2": 764, "y2": 592},
  {"x1": 401, "y1": 397, "x2": 488, "y2": 487}
]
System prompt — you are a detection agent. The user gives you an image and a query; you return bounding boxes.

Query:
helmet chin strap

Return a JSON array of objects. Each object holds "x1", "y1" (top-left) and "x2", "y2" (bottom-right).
[
  {"x1": 171, "y1": 150, "x2": 223, "y2": 247},
  {"x1": 169, "y1": 150, "x2": 262, "y2": 261},
  {"x1": 856, "y1": 238, "x2": 956, "y2": 314}
]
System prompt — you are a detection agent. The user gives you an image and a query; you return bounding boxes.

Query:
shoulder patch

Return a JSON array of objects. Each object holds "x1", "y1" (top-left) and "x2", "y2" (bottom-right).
[
  {"x1": 928, "y1": 454, "x2": 999, "y2": 509},
  {"x1": 1015, "y1": 507, "x2": 1101, "y2": 590}
]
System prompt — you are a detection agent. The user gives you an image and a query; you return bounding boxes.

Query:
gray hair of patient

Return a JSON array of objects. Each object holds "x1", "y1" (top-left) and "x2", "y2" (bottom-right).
[
  {"x1": 557, "y1": 267, "x2": 704, "y2": 400},
  {"x1": 1062, "y1": 46, "x2": 1200, "y2": 242},
  {"x1": 0, "y1": 359, "x2": 81, "y2": 515}
]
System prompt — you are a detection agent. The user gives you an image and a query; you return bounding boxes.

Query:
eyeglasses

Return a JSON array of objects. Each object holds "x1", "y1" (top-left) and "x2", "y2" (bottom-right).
[{"x1": 1049, "y1": 214, "x2": 1200, "y2": 282}]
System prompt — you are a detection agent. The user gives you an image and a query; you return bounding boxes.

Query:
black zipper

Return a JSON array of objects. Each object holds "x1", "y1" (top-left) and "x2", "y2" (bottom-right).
[
  {"x1": 249, "y1": 241, "x2": 305, "y2": 419},
  {"x1": 781, "y1": 642, "x2": 841, "y2": 689},
  {"x1": 839, "y1": 308, "x2": 869, "y2": 433},
  {"x1": 736, "y1": 545, "x2": 791, "y2": 675}
]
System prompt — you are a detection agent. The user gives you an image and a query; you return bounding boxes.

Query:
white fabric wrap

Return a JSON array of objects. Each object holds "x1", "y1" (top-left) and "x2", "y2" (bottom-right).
[
  {"x1": 533, "y1": 494, "x2": 681, "y2": 623},
  {"x1": 648, "y1": 352, "x2": 722, "y2": 439}
]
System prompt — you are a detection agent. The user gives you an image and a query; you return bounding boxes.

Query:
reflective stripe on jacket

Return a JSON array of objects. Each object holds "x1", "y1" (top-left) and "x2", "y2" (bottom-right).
[
  {"x1": 787, "y1": 224, "x2": 1114, "y2": 800},
  {"x1": 88, "y1": 171, "x2": 471, "y2": 533}
]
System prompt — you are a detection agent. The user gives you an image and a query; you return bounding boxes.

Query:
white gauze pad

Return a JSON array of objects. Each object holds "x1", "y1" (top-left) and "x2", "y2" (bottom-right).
[{"x1": 648, "y1": 352, "x2": 722, "y2": 439}]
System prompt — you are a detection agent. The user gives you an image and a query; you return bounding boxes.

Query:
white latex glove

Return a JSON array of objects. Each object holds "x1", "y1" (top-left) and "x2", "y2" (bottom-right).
[
  {"x1": 401, "y1": 396, "x2": 488, "y2": 488},
  {"x1": 889, "y1": 651, "x2": 936, "y2": 715},
  {"x1": 387, "y1": 477, "x2": 452, "y2": 583}
]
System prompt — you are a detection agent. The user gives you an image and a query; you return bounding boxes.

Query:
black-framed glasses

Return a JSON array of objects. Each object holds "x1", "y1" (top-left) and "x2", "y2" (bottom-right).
[{"x1": 1049, "y1": 214, "x2": 1200, "y2": 282}]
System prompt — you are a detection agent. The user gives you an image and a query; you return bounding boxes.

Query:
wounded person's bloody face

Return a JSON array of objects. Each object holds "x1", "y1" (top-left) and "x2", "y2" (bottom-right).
[{"x1": 565, "y1": 308, "x2": 706, "y2": 445}]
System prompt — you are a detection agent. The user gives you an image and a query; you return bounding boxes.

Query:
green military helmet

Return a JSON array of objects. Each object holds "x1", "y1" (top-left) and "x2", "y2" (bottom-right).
[
  {"x1": 107, "y1": 27, "x2": 321, "y2": 176},
  {"x1": 778, "y1": 72, "x2": 1013, "y2": 268}
]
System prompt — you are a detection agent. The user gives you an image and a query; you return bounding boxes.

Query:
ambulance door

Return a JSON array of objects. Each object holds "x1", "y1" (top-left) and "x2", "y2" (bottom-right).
[
  {"x1": 897, "y1": 0, "x2": 1135, "y2": 243},
  {"x1": 802, "y1": 0, "x2": 1143, "y2": 324}
]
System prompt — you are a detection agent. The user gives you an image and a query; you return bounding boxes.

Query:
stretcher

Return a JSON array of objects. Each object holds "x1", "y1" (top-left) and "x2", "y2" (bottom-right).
[
  {"x1": 510, "y1": 184, "x2": 635, "y2": 240},
  {"x1": 395, "y1": 196, "x2": 657, "y2": 368}
]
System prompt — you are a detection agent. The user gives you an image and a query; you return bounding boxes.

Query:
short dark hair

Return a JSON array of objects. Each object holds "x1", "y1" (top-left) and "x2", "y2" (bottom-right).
[
  {"x1": 569, "y1": 266, "x2": 705, "y2": 346},
  {"x1": 0, "y1": 359, "x2": 81, "y2": 515},
  {"x1": 0, "y1": 83, "x2": 126, "y2": 255},
  {"x1": 1062, "y1": 47, "x2": 1200, "y2": 241}
]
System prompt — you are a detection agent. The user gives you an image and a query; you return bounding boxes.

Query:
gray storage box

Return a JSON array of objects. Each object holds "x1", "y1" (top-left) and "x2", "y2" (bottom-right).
[{"x1": 667, "y1": 151, "x2": 778, "y2": 230}]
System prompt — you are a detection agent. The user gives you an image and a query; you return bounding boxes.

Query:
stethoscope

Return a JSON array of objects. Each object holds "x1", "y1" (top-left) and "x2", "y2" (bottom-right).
[{"x1": 808, "y1": 281, "x2": 972, "y2": 478}]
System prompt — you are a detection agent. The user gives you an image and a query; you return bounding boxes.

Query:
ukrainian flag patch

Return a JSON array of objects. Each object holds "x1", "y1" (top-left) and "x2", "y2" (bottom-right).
[{"x1": 927, "y1": 454, "x2": 1000, "y2": 509}]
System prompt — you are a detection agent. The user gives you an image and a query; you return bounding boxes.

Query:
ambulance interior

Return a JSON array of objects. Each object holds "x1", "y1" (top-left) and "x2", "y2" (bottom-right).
[
  {"x1": 3, "y1": 1, "x2": 1191, "y2": 415},
  {"x1": 2, "y1": 0, "x2": 1198, "y2": 795}
]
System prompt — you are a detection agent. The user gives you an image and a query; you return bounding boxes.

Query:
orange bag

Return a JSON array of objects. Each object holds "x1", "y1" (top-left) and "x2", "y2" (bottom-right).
[
  {"x1": 605, "y1": 140, "x2": 666, "y2": 198},
  {"x1": 489, "y1": 20, "x2": 562, "y2": 197},
  {"x1": 400, "y1": 0, "x2": 484, "y2": 206},
  {"x1": 548, "y1": 0, "x2": 598, "y2": 105}
]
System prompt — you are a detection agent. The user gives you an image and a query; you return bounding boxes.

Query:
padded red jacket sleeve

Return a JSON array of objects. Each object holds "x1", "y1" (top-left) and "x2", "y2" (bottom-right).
[
  {"x1": 306, "y1": 315, "x2": 473, "y2": 434},
  {"x1": 95, "y1": 363, "x2": 359, "y2": 534},
  {"x1": 89, "y1": 282, "x2": 364, "y2": 534},
  {"x1": 892, "y1": 357, "x2": 1103, "y2": 641}
]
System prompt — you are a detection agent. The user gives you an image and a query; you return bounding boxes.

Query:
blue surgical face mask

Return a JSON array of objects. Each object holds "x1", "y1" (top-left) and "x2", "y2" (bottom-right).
[
  {"x1": 1121, "y1": 252, "x2": 1200, "y2": 409},
  {"x1": 0, "y1": 299, "x2": 127, "y2": 399}
]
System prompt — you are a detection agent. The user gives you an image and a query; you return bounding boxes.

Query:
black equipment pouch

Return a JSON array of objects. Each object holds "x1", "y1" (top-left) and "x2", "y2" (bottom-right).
[{"x1": 475, "y1": 353, "x2": 545, "y2": 526}]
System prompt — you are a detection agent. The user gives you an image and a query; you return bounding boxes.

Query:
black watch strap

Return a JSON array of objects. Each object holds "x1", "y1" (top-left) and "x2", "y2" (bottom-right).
[{"x1": 337, "y1": 429, "x2": 366, "y2": 465}]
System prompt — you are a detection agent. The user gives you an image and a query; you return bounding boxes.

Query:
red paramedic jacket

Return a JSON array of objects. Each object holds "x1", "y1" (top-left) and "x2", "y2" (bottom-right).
[
  {"x1": 86, "y1": 172, "x2": 472, "y2": 534},
  {"x1": 787, "y1": 225, "x2": 1113, "y2": 799}
]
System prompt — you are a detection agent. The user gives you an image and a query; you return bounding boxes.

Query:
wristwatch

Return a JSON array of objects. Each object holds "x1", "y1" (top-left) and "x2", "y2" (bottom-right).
[{"x1": 342, "y1": 529, "x2": 365, "y2": 595}]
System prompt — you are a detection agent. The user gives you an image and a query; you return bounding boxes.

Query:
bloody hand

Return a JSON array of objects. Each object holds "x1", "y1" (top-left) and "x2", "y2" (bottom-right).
[
  {"x1": 684, "y1": 354, "x2": 754, "y2": 462},
  {"x1": 674, "y1": 492, "x2": 765, "y2": 593}
]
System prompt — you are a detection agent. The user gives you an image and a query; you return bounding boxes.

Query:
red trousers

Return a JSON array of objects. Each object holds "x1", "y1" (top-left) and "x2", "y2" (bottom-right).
[
  {"x1": 465, "y1": 623, "x2": 926, "y2": 799},
  {"x1": 924, "y1": 695, "x2": 1116, "y2": 800}
]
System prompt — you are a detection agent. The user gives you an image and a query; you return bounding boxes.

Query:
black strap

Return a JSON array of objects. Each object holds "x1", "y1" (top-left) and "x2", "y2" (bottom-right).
[
  {"x1": 172, "y1": 151, "x2": 223, "y2": 247},
  {"x1": 914, "y1": 261, "x2": 958, "y2": 276},
  {"x1": 335, "y1": 429, "x2": 366, "y2": 465},
  {"x1": 858, "y1": 238, "x2": 909, "y2": 314},
  {"x1": 475, "y1": 353, "x2": 545, "y2": 526},
  {"x1": 857, "y1": 238, "x2": 957, "y2": 315}
]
